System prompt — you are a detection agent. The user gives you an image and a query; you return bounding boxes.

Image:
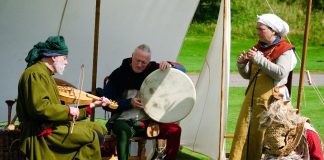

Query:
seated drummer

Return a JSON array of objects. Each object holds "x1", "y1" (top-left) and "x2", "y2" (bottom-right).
[
  {"x1": 17, "y1": 35, "x2": 110, "y2": 160},
  {"x1": 100, "y1": 44, "x2": 181, "y2": 160}
]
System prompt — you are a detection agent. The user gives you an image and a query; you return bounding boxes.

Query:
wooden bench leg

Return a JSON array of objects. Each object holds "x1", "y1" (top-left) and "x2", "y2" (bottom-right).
[
  {"x1": 138, "y1": 139, "x2": 146, "y2": 160},
  {"x1": 128, "y1": 137, "x2": 147, "y2": 160}
]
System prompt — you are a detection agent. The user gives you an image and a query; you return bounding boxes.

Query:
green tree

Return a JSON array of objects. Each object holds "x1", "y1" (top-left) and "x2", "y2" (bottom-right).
[
  {"x1": 312, "y1": 0, "x2": 324, "y2": 10},
  {"x1": 192, "y1": 0, "x2": 221, "y2": 23}
]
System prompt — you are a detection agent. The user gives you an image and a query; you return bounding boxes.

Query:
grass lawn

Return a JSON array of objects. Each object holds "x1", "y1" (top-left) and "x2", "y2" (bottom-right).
[
  {"x1": 177, "y1": 147, "x2": 211, "y2": 160},
  {"x1": 177, "y1": 35, "x2": 212, "y2": 73},
  {"x1": 178, "y1": 35, "x2": 324, "y2": 73}
]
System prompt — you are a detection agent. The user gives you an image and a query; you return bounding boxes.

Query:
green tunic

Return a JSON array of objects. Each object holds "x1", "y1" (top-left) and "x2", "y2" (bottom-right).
[{"x1": 17, "y1": 61, "x2": 106, "y2": 160}]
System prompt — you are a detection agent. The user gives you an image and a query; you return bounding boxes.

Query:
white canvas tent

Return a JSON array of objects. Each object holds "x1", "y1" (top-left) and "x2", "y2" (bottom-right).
[
  {"x1": 180, "y1": 0, "x2": 230, "y2": 159},
  {"x1": 0, "y1": 0, "x2": 198, "y2": 120},
  {"x1": 0, "y1": 0, "x2": 231, "y2": 159}
]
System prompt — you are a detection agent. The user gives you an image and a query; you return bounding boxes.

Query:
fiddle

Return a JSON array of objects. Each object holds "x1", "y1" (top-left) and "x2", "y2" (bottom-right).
[
  {"x1": 57, "y1": 85, "x2": 118, "y2": 109},
  {"x1": 54, "y1": 78, "x2": 77, "y2": 88}
]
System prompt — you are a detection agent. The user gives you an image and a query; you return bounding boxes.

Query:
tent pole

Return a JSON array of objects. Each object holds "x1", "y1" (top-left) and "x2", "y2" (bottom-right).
[
  {"x1": 296, "y1": 0, "x2": 312, "y2": 114},
  {"x1": 91, "y1": 0, "x2": 101, "y2": 121},
  {"x1": 218, "y1": 0, "x2": 228, "y2": 158}
]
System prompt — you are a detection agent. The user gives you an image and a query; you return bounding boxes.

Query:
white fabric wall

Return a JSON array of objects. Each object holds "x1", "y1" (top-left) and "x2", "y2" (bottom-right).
[
  {"x1": 0, "y1": 0, "x2": 198, "y2": 121},
  {"x1": 180, "y1": 0, "x2": 231, "y2": 159}
]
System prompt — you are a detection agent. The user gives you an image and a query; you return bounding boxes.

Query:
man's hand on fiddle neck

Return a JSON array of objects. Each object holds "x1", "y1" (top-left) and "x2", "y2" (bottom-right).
[{"x1": 89, "y1": 97, "x2": 110, "y2": 108}]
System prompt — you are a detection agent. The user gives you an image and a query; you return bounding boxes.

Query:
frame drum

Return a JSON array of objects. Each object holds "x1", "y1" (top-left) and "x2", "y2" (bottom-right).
[{"x1": 140, "y1": 68, "x2": 196, "y2": 123}]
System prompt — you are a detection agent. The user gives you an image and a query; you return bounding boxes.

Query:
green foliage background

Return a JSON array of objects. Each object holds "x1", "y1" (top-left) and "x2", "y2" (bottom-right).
[{"x1": 192, "y1": 0, "x2": 324, "y2": 45}]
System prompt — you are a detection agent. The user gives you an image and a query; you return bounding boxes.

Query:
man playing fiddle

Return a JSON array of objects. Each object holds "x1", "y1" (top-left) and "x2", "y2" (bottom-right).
[{"x1": 17, "y1": 36, "x2": 110, "y2": 160}]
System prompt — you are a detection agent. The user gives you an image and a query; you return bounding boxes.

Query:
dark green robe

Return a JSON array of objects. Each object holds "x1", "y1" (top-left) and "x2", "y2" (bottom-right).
[{"x1": 17, "y1": 61, "x2": 106, "y2": 160}]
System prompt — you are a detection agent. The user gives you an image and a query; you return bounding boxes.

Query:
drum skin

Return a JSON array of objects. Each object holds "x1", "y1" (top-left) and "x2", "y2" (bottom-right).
[{"x1": 140, "y1": 68, "x2": 196, "y2": 123}]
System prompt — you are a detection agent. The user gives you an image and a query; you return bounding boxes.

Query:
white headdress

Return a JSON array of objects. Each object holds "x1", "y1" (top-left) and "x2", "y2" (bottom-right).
[{"x1": 257, "y1": 13, "x2": 289, "y2": 36}]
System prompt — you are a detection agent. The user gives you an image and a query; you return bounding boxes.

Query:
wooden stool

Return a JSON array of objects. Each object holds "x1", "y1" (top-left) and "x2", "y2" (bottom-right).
[
  {"x1": 103, "y1": 135, "x2": 147, "y2": 160},
  {"x1": 129, "y1": 137, "x2": 147, "y2": 160},
  {"x1": 0, "y1": 129, "x2": 25, "y2": 160}
]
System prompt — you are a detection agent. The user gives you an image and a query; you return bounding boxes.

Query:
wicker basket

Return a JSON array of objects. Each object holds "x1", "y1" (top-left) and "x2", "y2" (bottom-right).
[{"x1": 0, "y1": 128, "x2": 25, "y2": 160}]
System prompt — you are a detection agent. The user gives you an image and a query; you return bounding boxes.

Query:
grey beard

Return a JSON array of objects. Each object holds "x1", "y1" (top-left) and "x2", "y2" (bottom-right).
[{"x1": 54, "y1": 62, "x2": 65, "y2": 75}]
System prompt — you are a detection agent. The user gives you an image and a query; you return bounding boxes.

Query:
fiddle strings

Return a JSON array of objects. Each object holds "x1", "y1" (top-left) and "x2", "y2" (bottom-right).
[{"x1": 71, "y1": 64, "x2": 85, "y2": 134}]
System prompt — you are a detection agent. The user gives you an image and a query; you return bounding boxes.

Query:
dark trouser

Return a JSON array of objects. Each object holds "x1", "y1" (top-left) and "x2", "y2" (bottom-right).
[{"x1": 112, "y1": 120, "x2": 181, "y2": 160}]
